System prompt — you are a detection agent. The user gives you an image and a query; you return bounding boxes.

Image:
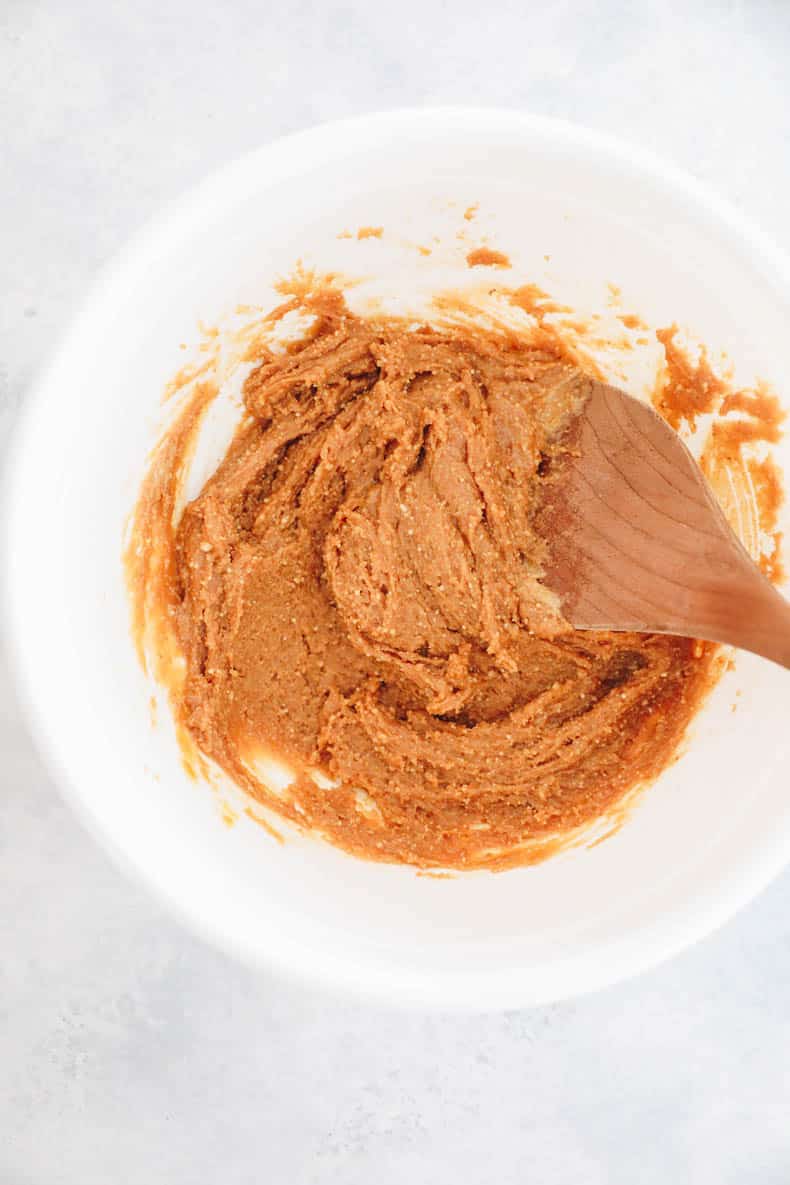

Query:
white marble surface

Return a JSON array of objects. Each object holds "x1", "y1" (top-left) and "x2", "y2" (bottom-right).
[{"x1": 3, "y1": 2, "x2": 790, "y2": 1181}]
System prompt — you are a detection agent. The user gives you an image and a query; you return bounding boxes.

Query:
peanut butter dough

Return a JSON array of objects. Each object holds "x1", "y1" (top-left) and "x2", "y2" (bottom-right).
[{"x1": 130, "y1": 290, "x2": 728, "y2": 868}]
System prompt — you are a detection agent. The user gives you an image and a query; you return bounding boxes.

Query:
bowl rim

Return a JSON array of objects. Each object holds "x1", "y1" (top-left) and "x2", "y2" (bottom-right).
[{"x1": 4, "y1": 106, "x2": 790, "y2": 1011}]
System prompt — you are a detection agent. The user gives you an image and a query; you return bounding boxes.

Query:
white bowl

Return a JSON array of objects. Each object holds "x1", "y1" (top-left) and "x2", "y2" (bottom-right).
[{"x1": 4, "y1": 109, "x2": 790, "y2": 1011}]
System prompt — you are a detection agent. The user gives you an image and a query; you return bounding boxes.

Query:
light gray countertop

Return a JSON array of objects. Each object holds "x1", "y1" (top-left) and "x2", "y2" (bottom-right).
[{"x1": 3, "y1": 2, "x2": 790, "y2": 1181}]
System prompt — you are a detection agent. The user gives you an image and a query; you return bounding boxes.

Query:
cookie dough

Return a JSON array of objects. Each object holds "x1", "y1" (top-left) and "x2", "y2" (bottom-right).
[{"x1": 130, "y1": 291, "x2": 721, "y2": 868}]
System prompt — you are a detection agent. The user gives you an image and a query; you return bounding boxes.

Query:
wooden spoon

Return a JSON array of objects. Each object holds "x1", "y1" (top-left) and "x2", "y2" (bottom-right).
[{"x1": 536, "y1": 379, "x2": 790, "y2": 669}]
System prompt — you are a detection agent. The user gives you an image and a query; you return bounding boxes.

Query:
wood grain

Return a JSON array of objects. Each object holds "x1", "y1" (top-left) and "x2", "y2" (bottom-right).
[{"x1": 538, "y1": 381, "x2": 790, "y2": 669}]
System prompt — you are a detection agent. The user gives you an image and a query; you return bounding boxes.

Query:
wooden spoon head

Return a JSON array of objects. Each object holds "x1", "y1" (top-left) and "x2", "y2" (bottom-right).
[{"x1": 535, "y1": 379, "x2": 784, "y2": 650}]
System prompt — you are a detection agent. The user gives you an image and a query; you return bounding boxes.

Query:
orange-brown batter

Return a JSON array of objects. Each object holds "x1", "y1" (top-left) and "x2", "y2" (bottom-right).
[
  {"x1": 128, "y1": 283, "x2": 774, "y2": 869},
  {"x1": 466, "y1": 247, "x2": 512, "y2": 269}
]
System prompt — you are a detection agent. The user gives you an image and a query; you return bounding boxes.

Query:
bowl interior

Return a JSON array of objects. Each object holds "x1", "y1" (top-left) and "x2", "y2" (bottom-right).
[{"x1": 5, "y1": 110, "x2": 790, "y2": 1008}]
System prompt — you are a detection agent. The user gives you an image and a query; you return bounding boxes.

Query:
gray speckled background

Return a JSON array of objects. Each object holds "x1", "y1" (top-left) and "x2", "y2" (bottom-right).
[{"x1": 3, "y1": 3, "x2": 790, "y2": 1181}]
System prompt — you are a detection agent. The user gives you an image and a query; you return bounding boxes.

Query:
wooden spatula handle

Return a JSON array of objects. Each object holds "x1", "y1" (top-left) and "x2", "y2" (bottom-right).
[{"x1": 700, "y1": 566, "x2": 790, "y2": 670}]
